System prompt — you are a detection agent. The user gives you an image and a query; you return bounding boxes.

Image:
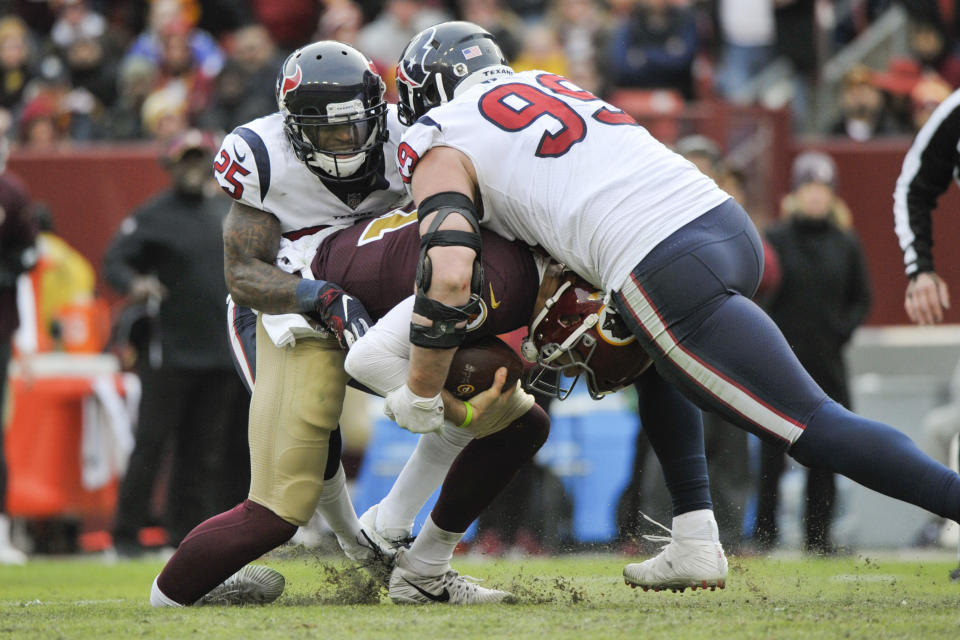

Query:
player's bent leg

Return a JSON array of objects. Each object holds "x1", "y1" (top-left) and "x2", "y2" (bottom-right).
[
  {"x1": 316, "y1": 461, "x2": 396, "y2": 585},
  {"x1": 388, "y1": 403, "x2": 549, "y2": 605},
  {"x1": 154, "y1": 319, "x2": 348, "y2": 606},
  {"x1": 366, "y1": 421, "x2": 474, "y2": 542},
  {"x1": 627, "y1": 368, "x2": 727, "y2": 591},
  {"x1": 614, "y1": 208, "x2": 960, "y2": 534},
  {"x1": 153, "y1": 500, "x2": 296, "y2": 606},
  {"x1": 790, "y1": 400, "x2": 960, "y2": 523}
]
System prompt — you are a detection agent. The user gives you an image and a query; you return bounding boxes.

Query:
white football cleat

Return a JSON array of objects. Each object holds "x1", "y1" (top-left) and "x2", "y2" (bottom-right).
[
  {"x1": 388, "y1": 548, "x2": 514, "y2": 605},
  {"x1": 197, "y1": 565, "x2": 285, "y2": 605},
  {"x1": 340, "y1": 529, "x2": 397, "y2": 586},
  {"x1": 623, "y1": 512, "x2": 728, "y2": 593},
  {"x1": 358, "y1": 504, "x2": 414, "y2": 551}
]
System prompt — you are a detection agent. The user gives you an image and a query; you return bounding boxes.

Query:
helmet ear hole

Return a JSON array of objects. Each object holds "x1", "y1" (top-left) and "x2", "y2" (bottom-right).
[{"x1": 423, "y1": 83, "x2": 441, "y2": 108}]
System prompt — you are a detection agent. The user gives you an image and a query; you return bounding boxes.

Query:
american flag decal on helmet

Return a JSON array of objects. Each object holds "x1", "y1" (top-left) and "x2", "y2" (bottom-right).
[{"x1": 462, "y1": 45, "x2": 482, "y2": 60}]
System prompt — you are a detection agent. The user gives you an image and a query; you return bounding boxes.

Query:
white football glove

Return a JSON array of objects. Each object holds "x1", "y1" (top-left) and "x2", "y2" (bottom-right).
[{"x1": 383, "y1": 384, "x2": 445, "y2": 434}]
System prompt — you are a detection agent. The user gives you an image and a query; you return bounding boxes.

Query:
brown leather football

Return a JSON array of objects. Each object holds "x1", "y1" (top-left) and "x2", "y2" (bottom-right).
[{"x1": 445, "y1": 336, "x2": 524, "y2": 400}]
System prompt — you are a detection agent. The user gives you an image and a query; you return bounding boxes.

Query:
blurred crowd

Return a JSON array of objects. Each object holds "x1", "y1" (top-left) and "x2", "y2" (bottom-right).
[{"x1": 1, "y1": 0, "x2": 960, "y2": 149}]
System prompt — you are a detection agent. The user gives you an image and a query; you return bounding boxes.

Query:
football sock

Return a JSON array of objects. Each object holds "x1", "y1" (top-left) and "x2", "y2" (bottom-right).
[
  {"x1": 404, "y1": 516, "x2": 463, "y2": 576},
  {"x1": 431, "y1": 404, "x2": 550, "y2": 532},
  {"x1": 791, "y1": 399, "x2": 960, "y2": 522},
  {"x1": 375, "y1": 422, "x2": 473, "y2": 534},
  {"x1": 156, "y1": 499, "x2": 296, "y2": 605},
  {"x1": 313, "y1": 464, "x2": 362, "y2": 552},
  {"x1": 149, "y1": 576, "x2": 184, "y2": 607},
  {"x1": 634, "y1": 370, "x2": 713, "y2": 516},
  {"x1": 672, "y1": 509, "x2": 719, "y2": 543}
]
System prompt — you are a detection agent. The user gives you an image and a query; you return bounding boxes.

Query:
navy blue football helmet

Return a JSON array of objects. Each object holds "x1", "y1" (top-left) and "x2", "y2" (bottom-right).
[
  {"x1": 276, "y1": 41, "x2": 388, "y2": 181},
  {"x1": 395, "y1": 21, "x2": 510, "y2": 126}
]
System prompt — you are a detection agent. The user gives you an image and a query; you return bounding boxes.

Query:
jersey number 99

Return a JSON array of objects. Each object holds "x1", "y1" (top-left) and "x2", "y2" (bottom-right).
[{"x1": 478, "y1": 73, "x2": 637, "y2": 158}]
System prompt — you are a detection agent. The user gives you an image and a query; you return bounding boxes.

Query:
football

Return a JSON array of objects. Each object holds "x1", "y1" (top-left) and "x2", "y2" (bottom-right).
[{"x1": 445, "y1": 336, "x2": 524, "y2": 400}]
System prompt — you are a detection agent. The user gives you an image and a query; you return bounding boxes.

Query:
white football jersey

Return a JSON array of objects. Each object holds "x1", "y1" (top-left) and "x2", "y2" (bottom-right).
[
  {"x1": 397, "y1": 70, "x2": 731, "y2": 291},
  {"x1": 215, "y1": 105, "x2": 410, "y2": 235}
]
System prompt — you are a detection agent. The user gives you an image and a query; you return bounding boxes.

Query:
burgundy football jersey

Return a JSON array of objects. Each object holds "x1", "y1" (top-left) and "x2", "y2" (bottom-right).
[{"x1": 311, "y1": 209, "x2": 539, "y2": 340}]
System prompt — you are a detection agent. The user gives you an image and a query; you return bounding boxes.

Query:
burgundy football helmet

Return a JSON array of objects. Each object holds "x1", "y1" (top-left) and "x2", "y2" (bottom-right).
[{"x1": 522, "y1": 269, "x2": 652, "y2": 400}]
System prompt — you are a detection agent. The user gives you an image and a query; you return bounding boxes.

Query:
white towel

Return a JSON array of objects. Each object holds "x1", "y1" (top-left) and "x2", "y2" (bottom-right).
[
  {"x1": 81, "y1": 374, "x2": 137, "y2": 490},
  {"x1": 261, "y1": 227, "x2": 341, "y2": 348}
]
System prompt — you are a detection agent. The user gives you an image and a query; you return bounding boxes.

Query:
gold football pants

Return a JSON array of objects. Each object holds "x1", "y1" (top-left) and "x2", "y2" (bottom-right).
[{"x1": 247, "y1": 316, "x2": 348, "y2": 526}]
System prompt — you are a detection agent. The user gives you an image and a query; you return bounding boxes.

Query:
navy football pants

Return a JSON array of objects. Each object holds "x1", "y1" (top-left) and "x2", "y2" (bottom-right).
[{"x1": 613, "y1": 199, "x2": 960, "y2": 522}]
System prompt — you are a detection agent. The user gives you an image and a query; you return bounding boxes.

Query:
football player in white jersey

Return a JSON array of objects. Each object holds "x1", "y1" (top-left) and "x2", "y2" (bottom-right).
[
  {"x1": 150, "y1": 40, "x2": 528, "y2": 608},
  {"x1": 150, "y1": 41, "x2": 413, "y2": 607},
  {"x1": 387, "y1": 21, "x2": 960, "y2": 591}
]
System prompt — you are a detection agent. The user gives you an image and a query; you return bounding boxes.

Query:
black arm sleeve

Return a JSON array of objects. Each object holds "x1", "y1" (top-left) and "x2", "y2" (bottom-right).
[{"x1": 893, "y1": 93, "x2": 960, "y2": 276}]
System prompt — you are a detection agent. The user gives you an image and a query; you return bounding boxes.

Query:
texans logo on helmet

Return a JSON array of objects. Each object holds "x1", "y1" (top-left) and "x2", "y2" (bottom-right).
[
  {"x1": 398, "y1": 26, "x2": 437, "y2": 88},
  {"x1": 278, "y1": 64, "x2": 303, "y2": 107}
]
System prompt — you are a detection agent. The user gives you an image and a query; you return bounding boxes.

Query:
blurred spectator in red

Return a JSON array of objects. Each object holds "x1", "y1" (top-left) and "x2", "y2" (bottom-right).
[
  {"x1": 715, "y1": 0, "x2": 774, "y2": 102},
  {"x1": 458, "y1": 0, "x2": 524, "y2": 61},
  {"x1": 604, "y1": 0, "x2": 700, "y2": 100},
  {"x1": 0, "y1": 16, "x2": 36, "y2": 113},
  {"x1": 357, "y1": 0, "x2": 450, "y2": 71},
  {"x1": 547, "y1": 0, "x2": 610, "y2": 69},
  {"x1": 249, "y1": 0, "x2": 321, "y2": 52},
  {"x1": 17, "y1": 93, "x2": 67, "y2": 149},
  {"x1": 198, "y1": 24, "x2": 282, "y2": 133},
  {"x1": 829, "y1": 64, "x2": 899, "y2": 141},
  {"x1": 910, "y1": 72, "x2": 954, "y2": 130},
  {"x1": 512, "y1": 24, "x2": 569, "y2": 76},
  {"x1": 872, "y1": 56, "x2": 923, "y2": 133},
  {"x1": 125, "y1": 0, "x2": 225, "y2": 80},
  {"x1": 907, "y1": 13, "x2": 960, "y2": 88},
  {"x1": 108, "y1": 56, "x2": 159, "y2": 140}
]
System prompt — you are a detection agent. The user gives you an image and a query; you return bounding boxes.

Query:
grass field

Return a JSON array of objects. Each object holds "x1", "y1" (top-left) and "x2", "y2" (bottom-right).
[{"x1": 2, "y1": 550, "x2": 960, "y2": 639}]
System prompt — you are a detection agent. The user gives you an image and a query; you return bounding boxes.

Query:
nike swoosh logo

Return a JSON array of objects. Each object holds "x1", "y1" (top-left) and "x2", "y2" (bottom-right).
[
  {"x1": 402, "y1": 577, "x2": 450, "y2": 602},
  {"x1": 233, "y1": 143, "x2": 247, "y2": 163},
  {"x1": 489, "y1": 283, "x2": 501, "y2": 309}
]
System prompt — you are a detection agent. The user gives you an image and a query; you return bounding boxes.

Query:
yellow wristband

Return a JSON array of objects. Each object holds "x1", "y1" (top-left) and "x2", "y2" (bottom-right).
[{"x1": 457, "y1": 401, "x2": 474, "y2": 429}]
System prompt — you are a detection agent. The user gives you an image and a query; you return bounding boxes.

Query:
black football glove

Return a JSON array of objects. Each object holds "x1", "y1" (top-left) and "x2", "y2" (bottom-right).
[{"x1": 296, "y1": 279, "x2": 372, "y2": 349}]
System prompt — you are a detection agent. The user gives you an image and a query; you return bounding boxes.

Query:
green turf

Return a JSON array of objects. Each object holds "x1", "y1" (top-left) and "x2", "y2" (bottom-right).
[{"x1": 2, "y1": 551, "x2": 959, "y2": 639}]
